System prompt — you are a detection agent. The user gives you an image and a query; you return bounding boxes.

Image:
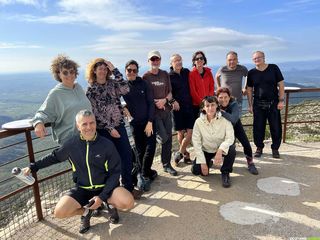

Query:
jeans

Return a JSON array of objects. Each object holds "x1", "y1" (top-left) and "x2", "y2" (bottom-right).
[
  {"x1": 191, "y1": 145, "x2": 236, "y2": 175},
  {"x1": 154, "y1": 110, "x2": 173, "y2": 167},
  {"x1": 253, "y1": 100, "x2": 282, "y2": 150},
  {"x1": 131, "y1": 122, "x2": 156, "y2": 178},
  {"x1": 97, "y1": 123, "x2": 133, "y2": 192}
]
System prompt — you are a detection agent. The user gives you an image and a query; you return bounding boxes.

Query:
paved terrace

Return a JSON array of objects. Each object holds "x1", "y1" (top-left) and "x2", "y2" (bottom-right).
[{"x1": 11, "y1": 141, "x2": 320, "y2": 240}]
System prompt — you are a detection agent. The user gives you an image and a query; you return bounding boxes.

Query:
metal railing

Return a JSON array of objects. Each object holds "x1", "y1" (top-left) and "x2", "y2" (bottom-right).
[{"x1": 0, "y1": 87, "x2": 319, "y2": 239}]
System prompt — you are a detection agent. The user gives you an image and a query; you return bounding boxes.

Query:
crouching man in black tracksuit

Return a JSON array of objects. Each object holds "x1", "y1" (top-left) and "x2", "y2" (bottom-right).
[{"x1": 23, "y1": 109, "x2": 134, "y2": 234}]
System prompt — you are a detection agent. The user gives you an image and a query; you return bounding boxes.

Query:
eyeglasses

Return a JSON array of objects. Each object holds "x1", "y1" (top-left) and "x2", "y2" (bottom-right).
[
  {"x1": 126, "y1": 68, "x2": 138, "y2": 74},
  {"x1": 195, "y1": 57, "x2": 204, "y2": 61},
  {"x1": 150, "y1": 57, "x2": 160, "y2": 62},
  {"x1": 252, "y1": 56, "x2": 264, "y2": 61},
  {"x1": 61, "y1": 69, "x2": 75, "y2": 76}
]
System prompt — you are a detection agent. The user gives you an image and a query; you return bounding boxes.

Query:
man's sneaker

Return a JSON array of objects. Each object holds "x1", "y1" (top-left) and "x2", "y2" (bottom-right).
[
  {"x1": 107, "y1": 204, "x2": 119, "y2": 224},
  {"x1": 248, "y1": 163, "x2": 259, "y2": 175},
  {"x1": 174, "y1": 151, "x2": 184, "y2": 166},
  {"x1": 132, "y1": 188, "x2": 143, "y2": 200},
  {"x1": 183, "y1": 151, "x2": 192, "y2": 164},
  {"x1": 79, "y1": 209, "x2": 93, "y2": 234},
  {"x1": 272, "y1": 149, "x2": 280, "y2": 158},
  {"x1": 149, "y1": 169, "x2": 158, "y2": 181},
  {"x1": 163, "y1": 164, "x2": 178, "y2": 176},
  {"x1": 142, "y1": 177, "x2": 151, "y2": 192},
  {"x1": 254, "y1": 148, "x2": 263, "y2": 158},
  {"x1": 91, "y1": 204, "x2": 104, "y2": 217},
  {"x1": 221, "y1": 173, "x2": 231, "y2": 188},
  {"x1": 137, "y1": 173, "x2": 145, "y2": 191}
]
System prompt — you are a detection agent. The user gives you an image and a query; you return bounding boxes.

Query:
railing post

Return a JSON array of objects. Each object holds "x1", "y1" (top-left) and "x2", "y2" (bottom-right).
[
  {"x1": 283, "y1": 91, "x2": 290, "y2": 143},
  {"x1": 25, "y1": 130, "x2": 43, "y2": 221}
]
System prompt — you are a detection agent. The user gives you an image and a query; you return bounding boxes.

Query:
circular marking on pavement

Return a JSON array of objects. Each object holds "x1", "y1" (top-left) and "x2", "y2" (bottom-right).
[
  {"x1": 257, "y1": 177, "x2": 300, "y2": 196},
  {"x1": 220, "y1": 201, "x2": 280, "y2": 225}
]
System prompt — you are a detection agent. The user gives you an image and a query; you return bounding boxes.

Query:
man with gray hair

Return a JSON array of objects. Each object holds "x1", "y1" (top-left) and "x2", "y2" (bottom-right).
[
  {"x1": 216, "y1": 51, "x2": 248, "y2": 115},
  {"x1": 169, "y1": 53, "x2": 194, "y2": 166},
  {"x1": 23, "y1": 109, "x2": 134, "y2": 234}
]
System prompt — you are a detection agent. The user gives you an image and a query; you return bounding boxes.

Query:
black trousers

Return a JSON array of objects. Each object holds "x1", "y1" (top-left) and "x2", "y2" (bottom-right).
[
  {"x1": 131, "y1": 123, "x2": 156, "y2": 178},
  {"x1": 154, "y1": 111, "x2": 173, "y2": 167},
  {"x1": 191, "y1": 145, "x2": 236, "y2": 175},
  {"x1": 253, "y1": 100, "x2": 282, "y2": 150},
  {"x1": 234, "y1": 120, "x2": 252, "y2": 158}
]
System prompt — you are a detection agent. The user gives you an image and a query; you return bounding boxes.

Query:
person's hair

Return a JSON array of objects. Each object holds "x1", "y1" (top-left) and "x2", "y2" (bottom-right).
[
  {"x1": 76, "y1": 109, "x2": 94, "y2": 123},
  {"x1": 226, "y1": 51, "x2": 238, "y2": 59},
  {"x1": 170, "y1": 53, "x2": 182, "y2": 65},
  {"x1": 200, "y1": 96, "x2": 220, "y2": 114},
  {"x1": 51, "y1": 54, "x2": 79, "y2": 82},
  {"x1": 85, "y1": 58, "x2": 112, "y2": 85},
  {"x1": 216, "y1": 87, "x2": 231, "y2": 97},
  {"x1": 192, "y1": 50, "x2": 207, "y2": 66},
  {"x1": 125, "y1": 60, "x2": 139, "y2": 72},
  {"x1": 253, "y1": 50, "x2": 265, "y2": 58}
]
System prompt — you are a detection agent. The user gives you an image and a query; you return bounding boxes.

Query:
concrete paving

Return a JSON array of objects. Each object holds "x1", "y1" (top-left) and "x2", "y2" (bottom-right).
[{"x1": 10, "y1": 141, "x2": 320, "y2": 240}]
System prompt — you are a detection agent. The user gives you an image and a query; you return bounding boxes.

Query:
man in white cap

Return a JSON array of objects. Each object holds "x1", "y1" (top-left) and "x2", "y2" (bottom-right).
[{"x1": 142, "y1": 50, "x2": 178, "y2": 176}]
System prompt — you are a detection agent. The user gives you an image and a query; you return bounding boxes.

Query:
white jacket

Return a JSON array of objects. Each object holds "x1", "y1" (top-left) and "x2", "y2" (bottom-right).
[{"x1": 192, "y1": 112, "x2": 235, "y2": 164}]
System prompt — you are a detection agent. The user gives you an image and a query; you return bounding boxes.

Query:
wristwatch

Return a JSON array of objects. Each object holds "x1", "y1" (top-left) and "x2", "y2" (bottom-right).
[{"x1": 279, "y1": 98, "x2": 285, "y2": 102}]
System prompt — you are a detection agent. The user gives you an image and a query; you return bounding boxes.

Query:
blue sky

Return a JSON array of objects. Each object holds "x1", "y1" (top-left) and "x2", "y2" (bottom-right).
[{"x1": 0, "y1": 0, "x2": 320, "y2": 73}]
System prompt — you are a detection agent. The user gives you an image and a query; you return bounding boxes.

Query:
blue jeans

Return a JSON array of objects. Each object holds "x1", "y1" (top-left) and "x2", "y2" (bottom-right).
[{"x1": 98, "y1": 124, "x2": 133, "y2": 192}]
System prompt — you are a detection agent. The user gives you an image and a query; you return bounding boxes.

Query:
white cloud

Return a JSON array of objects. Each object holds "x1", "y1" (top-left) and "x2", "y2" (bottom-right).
[
  {"x1": 0, "y1": 42, "x2": 42, "y2": 49},
  {"x1": 82, "y1": 27, "x2": 286, "y2": 67},
  {"x1": 86, "y1": 27, "x2": 285, "y2": 53},
  {"x1": 261, "y1": 0, "x2": 319, "y2": 15},
  {"x1": 17, "y1": 0, "x2": 190, "y2": 31},
  {"x1": 0, "y1": 0, "x2": 46, "y2": 7}
]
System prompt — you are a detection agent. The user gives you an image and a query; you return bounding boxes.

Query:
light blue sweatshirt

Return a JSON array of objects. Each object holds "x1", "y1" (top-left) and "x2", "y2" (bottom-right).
[{"x1": 32, "y1": 82, "x2": 92, "y2": 144}]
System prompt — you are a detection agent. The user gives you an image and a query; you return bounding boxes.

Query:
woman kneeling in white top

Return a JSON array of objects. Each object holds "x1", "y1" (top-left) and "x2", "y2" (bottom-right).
[{"x1": 191, "y1": 96, "x2": 236, "y2": 188}]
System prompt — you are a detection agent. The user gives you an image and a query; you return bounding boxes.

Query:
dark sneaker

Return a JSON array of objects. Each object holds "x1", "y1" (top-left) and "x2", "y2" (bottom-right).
[
  {"x1": 163, "y1": 165, "x2": 178, "y2": 176},
  {"x1": 92, "y1": 204, "x2": 104, "y2": 217},
  {"x1": 137, "y1": 173, "x2": 145, "y2": 191},
  {"x1": 142, "y1": 177, "x2": 151, "y2": 192},
  {"x1": 79, "y1": 209, "x2": 93, "y2": 234},
  {"x1": 183, "y1": 151, "x2": 192, "y2": 164},
  {"x1": 248, "y1": 163, "x2": 259, "y2": 175},
  {"x1": 132, "y1": 189, "x2": 143, "y2": 200},
  {"x1": 254, "y1": 147, "x2": 263, "y2": 158},
  {"x1": 272, "y1": 149, "x2": 280, "y2": 158},
  {"x1": 107, "y1": 204, "x2": 119, "y2": 224},
  {"x1": 149, "y1": 169, "x2": 158, "y2": 181},
  {"x1": 174, "y1": 152, "x2": 183, "y2": 166},
  {"x1": 221, "y1": 173, "x2": 231, "y2": 188}
]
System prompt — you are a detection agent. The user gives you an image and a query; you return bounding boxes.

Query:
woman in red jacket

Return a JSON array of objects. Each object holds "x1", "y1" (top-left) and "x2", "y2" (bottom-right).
[{"x1": 189, "y1": 50, "x2": 215, "y2": 120}]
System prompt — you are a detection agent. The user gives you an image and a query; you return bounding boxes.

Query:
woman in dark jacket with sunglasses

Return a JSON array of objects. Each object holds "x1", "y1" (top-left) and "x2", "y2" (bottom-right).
[{"x1": 123, "y1": 60, "x2": 157, "y2": 192}]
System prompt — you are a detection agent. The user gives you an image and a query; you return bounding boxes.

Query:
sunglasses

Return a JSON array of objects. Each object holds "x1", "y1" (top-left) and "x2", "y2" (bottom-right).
[
  {"x1": 94, "y1": 61, "x2": 107, "y2": 68},
  {"x1": 61, "y1": 69, "x2": 75, "y2": 76},
  {"x1": 126, "y1": 68, "x2": 138, "y2": 74},
  {"x1": 195, "y1": 57, "x2": 204, "y2": 61},
  {"x1": 150, "y1": 57, "x2": 160, "y2": 62}
]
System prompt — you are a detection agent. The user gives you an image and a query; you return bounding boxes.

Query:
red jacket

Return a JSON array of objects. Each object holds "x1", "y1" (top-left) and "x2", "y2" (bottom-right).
[{"x1": 189, "y1": 67, "x2": 214, "y2": 106}]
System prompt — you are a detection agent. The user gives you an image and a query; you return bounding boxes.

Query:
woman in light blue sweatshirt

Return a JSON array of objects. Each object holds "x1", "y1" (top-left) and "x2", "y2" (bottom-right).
[{"x1": 32, "y1": 54, "x2": 92, "y2": 144}]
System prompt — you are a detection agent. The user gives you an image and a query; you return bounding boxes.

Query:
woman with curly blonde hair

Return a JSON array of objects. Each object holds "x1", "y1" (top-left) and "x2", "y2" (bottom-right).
[
  {"x1": 86, "y1": 58, "x2": 142, "y2": 200},
  {"x1": 32, "y1": 54, "x2": 92, "y2": 144}
]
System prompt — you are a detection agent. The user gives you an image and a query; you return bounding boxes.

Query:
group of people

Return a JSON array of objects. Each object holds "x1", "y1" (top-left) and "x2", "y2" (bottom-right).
[{"x1": 23, "y1": 49, "x2": 284, "y2": 233}]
